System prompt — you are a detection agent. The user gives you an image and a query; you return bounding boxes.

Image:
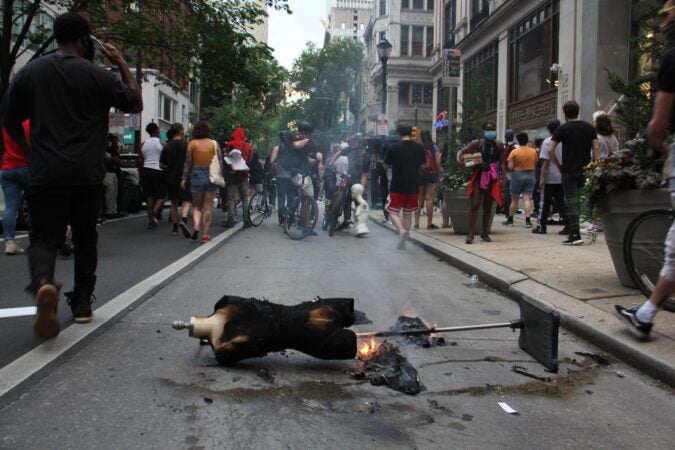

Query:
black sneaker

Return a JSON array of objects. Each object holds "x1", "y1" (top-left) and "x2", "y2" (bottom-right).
[
  {"x1": 178, "y1": 221, "x2": 191, "y2": 238},
  {"x1": 558, "y1": 226, "x2": 571, "y2": 235},
  {"x1": 502, "y1": 218, "x2": 514, "y2": 227},
  {"x1": 480, "y1": 232, "x2": 491, "y2": 242},
  {"x1": 614, "y1": 305, "x2": 652, "y2": 336},
  {"x1": 64, "y1": 290, "x2": 93, "y2": 324},
  {"x1": 562, "y1": 234, "x2": 583, "y2": 246},
  {"x1": 191, "y1": 230, "x2": 199, "y2": 241},
  {"x1": 465, "y1": 232, "x2": 474, "y2": 244},
  {"x1": 525, "y1": 218, "x2": 533, "y2": 228},
  {"x1": 532, "y1": 226, "x2": 547, "y2": 234}
]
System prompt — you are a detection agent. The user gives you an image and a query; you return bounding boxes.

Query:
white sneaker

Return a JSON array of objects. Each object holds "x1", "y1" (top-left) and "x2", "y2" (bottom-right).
[{"x1": 5, "y1": 240, "x2": 25, "y2": 255}]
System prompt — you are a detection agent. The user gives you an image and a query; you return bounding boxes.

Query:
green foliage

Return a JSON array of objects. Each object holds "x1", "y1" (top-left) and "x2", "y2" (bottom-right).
[
  {"x1": 606, "y1": 6, "x2": 666, "y2": 139},
  {"x1": 285, "y1": 39, "x2": 364, "y2": 136}
]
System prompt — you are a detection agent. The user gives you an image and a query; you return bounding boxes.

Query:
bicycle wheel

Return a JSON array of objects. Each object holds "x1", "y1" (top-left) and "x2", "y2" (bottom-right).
[
  {"x1": 623, "y1": 209, "x2": 675, "y2": 312},
  {"x1": 248, "y1": 192, "x2": 266, "y2": 227},
  {"x1": 328, "y1": 192, "x2": 344, "y2": 237},
  {"x1": 284, "y1": 197, "x2": 305, "y2": 240}
]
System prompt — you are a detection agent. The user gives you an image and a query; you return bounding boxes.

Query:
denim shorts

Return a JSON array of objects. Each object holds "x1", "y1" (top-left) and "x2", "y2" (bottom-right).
[
  {"x1": 190, "y1": 167, "x2": 218, "y2": 193},
  {"x1": 510, "y1": 170, "x2": 536, "y2": 196}
]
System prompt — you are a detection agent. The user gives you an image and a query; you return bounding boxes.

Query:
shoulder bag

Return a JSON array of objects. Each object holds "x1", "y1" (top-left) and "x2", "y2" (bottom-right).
[{"x1": 209, "y1": 140, "x2": 225, "y2": 187}]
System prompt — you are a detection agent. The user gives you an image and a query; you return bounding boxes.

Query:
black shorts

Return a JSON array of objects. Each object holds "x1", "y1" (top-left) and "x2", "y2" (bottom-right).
[
  {"x1": 167, "y1": 181, "x2": 192, "y2": 203},
  {"x1": 141, "y1": 168, "x2": 167, "y2": 199},
  {"x1": 418, "y1": 172, "x2": 438, "y2": 186}
]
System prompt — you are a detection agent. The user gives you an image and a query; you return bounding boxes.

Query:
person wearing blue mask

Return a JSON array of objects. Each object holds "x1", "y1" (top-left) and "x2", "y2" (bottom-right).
[{"x1": 456, "y1": 122, "x2": 505, "y2": 244}]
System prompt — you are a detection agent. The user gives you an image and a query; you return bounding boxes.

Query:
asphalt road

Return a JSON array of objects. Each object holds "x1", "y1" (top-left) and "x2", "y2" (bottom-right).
[
  {"x1": 0, "y1": 212, "x2": 673, "y2": 448},
  {"x1": 0, "y1": 208, "x2": 231, "y2": 369}
]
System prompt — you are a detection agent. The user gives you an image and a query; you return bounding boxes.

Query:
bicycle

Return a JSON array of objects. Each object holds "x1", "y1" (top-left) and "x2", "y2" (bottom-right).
[
  {"x1": 322, "y1": 167, "x2": 351, "y2": 237},
  {"x1": 283, "y1": 169, "x2": 318, "y2": 240},
  {"x1": 248, "y1": 174, "x2": 274, "y2": 227},
  {"x1": 623, "y1": 207, "x2": 675, "y2": 312}
]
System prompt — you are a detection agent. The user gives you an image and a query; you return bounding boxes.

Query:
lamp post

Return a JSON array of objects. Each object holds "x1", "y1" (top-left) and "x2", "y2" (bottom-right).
[{"x1": 376, "y1": 39, "x2": 392, "y2": 115}]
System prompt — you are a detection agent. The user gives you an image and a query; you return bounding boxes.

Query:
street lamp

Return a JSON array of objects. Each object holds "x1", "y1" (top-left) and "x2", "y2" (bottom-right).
[{"x1": 376, "y1": 38, "x2": 392, "y2": 115}]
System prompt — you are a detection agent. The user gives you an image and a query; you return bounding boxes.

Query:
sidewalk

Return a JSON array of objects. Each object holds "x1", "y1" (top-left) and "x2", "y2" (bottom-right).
[{"x1": 371, "y1": 210, "x2": 675, "y2": 387}]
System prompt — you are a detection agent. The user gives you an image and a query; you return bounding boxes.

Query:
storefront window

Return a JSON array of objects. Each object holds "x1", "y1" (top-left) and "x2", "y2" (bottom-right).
[
  {"x1": 509, "y1": 0, "x2": 559, "y2": 103},
  {"x1": 464, "y1": 42, "x2": 498, "y2": 115}
]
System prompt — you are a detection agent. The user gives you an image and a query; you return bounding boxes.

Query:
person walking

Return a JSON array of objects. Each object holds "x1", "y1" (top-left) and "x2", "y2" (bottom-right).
[
  {"x1": 223, "y1": 149, "x2": 251, "y2": 228},
  {"x1": 503, "y1": 132, "x2": 538, "y2": 228},
  {"x1": 0, "y1": 12, "x2": 142, "y2": 337},
  {"x1": 456, "y1": 122, "x2": 504, "y2": 244},
  {"x1": 384, "y1": 124, "x2": 426, "y2": 250},
  {"x1": 414, "y1": 130, "x2": 441, "y2": 230},
  {"x1": 1, "y1": 120, "x2": 30, "y2": 255},
  {"x1": 328, "y1": 135, "x2": 369, "y2": 230},
  {"x1": 160, "y1": 123, "x2": 192, "y2": 237},
  {"x1": 102, "y1": 134, "x2": 122, "y2": 219},
  {"x1": 615, "y1": 0, "x2": 675, "y2": 335},
  {"x1": 594, "y1": 112, "x2": 619, "y2": 160},
  {"x1": 139, "y1": 122, "x2": 167, "y2": 230},
  {"x1": 181, "y1": 121, "x2": 223, "y2": 243},
  {"x1": 499, "y1": 129, "x2": 516, "y2": 216},
  {"x1": 532, "y1": 119, "x2": 568, "y2": 235},
  {"x1": 548, "y1": 100, "x2": 600, "y2": 245}
]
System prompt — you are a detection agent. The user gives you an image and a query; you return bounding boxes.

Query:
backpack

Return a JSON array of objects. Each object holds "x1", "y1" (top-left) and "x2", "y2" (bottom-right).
[{"x1": 420, "y1": 145, "x2": 436, "y2": 176}]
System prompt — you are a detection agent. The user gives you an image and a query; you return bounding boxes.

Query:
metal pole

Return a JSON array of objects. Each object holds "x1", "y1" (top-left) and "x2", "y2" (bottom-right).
[
  {"x1": 381, "y1": 59, "x2": 387, "y2": 115},
  {"x1": 356, "y1": 319, "x2": 523, "y2": 339}
]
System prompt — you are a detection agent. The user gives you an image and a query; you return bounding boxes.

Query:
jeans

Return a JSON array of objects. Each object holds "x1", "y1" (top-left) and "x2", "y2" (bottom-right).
[
  {"x1": 26, "y1": 184, "x2": 102, "y2": 295},
  {"x1": 0, "y1": 167, "x2": 30, "y2": 240},
  {"x1": 561, "y1": 173, "x2": 585, "y2": 235},
  {"x1": 277, "y1": 177, "x2": 292, "y2": 221},
  {"x1": 226, "y1": 179, "x2": 250, "y2": 225},
  {"x1": 538, "y1": 183, "x2": 567, "y2": 231}
]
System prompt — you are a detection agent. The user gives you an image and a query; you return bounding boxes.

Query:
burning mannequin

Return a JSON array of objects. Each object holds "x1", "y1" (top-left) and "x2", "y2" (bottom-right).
[
  {"x1": 350, "y1": 183, "x2": 370, "y2": 237},
  {"x1": 173, "y1": 296, "x2": 357, "y2": 365}
]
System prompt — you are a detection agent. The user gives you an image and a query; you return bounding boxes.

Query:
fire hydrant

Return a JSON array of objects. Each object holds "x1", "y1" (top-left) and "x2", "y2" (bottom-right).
[{"x1": 351, "y1": 183, "x2": 369, "y2": 237}]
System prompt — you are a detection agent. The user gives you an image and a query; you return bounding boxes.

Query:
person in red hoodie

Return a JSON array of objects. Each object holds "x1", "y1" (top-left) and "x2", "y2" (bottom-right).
[
  {"x1": 227, "y1": 127, "x2": 253, "y2": 165},
  {"x1": 1, "y1": 120, "x2": 30, "y2": 255}
]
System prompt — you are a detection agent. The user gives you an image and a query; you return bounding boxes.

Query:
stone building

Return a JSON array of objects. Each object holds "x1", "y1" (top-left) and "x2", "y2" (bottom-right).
[
  {"x1": 360, "y1": 0, "x2": 658, "y2": 141},
  {"x1": 325, "y1": 0, "x2": 374, "y2": 44}
]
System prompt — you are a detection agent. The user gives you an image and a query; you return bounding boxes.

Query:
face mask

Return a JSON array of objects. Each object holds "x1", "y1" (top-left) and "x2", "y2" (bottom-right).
[
  {"x1": 661, "y1": 20, "x2": 675, "y2": 43},
  {"x1": 484, "y1": 131, "x2": 496, "y2": 140}
]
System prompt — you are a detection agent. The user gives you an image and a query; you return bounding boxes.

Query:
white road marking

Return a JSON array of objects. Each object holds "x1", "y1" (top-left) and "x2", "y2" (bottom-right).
[{"x1": 0, "y1": 307, "x2": 36, "y2": 319}]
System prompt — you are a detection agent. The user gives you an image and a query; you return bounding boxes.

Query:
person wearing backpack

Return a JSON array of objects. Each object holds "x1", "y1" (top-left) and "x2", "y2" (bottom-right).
[
  {"x1": 414, "y1": 130, "x2": 442, "y2": 230},
  {"x1": 270, "y1": 131, "x2": 297, "y2": 225},
  {"x1": 456, "y1": 121, "x2": 504, "y2": 244}
]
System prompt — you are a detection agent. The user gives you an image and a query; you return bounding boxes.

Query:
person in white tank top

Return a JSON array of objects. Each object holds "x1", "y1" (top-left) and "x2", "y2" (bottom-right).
[{"x1": 139, "y1": 122, "x2": 167, "y2": 229}]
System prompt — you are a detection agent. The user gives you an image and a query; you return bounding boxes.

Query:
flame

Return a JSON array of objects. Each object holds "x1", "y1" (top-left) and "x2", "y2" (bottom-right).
[{"x1": 358, "y1": 339, "x2": 379, "y2": 360}]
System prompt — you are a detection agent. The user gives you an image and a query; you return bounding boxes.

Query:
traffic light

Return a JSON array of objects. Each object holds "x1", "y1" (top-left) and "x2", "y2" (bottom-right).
[{"x1": 411, "y1": 127, "x2": 421, "y2": 142}]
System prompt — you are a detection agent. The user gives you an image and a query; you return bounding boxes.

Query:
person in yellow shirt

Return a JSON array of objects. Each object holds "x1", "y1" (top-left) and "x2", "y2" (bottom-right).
[{"x1": 503, "y1": 132, "x2": 538, "y2": 228}]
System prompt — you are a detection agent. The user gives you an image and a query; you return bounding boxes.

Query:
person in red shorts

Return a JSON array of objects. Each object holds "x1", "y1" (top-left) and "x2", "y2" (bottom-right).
[{"x1": 384, "y1": 124, "x2": 426, "y2": 250}]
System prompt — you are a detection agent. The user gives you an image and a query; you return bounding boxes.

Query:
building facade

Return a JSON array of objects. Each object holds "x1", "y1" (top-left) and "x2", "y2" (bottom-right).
[
  {"x1": 325, "y1": 0, "x2": 374, "y2": 44},
  {"x1": 360, "y1": 0, "x2": 437, "y2": 135},
  {"x1": 360, "y1": 0, "x2": 657, "y2": 141}
]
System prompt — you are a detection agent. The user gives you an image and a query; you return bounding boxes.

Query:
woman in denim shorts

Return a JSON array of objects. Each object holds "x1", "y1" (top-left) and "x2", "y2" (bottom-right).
[{"x1": 181, "y1": 121, "x2": 223, "y2": 243}]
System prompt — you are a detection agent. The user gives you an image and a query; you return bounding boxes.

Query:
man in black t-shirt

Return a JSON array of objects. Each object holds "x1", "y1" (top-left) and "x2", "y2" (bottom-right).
[
  {"x1": 548, "y1": 100, "x2": 600, "y2": 246},
  {"x1": 0, "y1": 13, "x2": 142, "y2": 338},
  {"x1": 160, "y1": 123, "x2": 192, "y2": 237},
  {"x1": 384, "y1": 124, "x2": 426, "y2": 250},
  {"x1": 615, "y1": 0, "x2": 675, "y2": 336}
]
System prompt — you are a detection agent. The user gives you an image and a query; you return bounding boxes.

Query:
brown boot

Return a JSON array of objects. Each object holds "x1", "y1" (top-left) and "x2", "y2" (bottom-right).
[{"x1": 34, "y1": 284, "x2": 60, "y2": 339}]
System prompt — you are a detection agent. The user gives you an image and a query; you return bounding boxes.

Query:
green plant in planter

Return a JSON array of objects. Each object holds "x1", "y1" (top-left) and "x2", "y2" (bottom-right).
[{"x1": 580, "y1": 139, "x2": 664, "y2": 242}]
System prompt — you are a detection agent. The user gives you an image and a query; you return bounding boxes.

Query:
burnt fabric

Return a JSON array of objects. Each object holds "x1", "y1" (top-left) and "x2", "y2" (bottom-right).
[
  {"x1": 393, "y1": 316, "x2": 446, "y2": 348},
  {"x1": 362, "y1": 340, "x2": 423, "y2": 395},
  {"x1": 210, "y1": 296, "x2": 357, "y2": 365}
]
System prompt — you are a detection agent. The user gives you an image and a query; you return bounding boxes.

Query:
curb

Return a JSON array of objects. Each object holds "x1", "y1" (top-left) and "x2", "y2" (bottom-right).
[
  {"x1": 370, "y1": 215, "x2": 675, "y2": 387},
  {"x1": 0, "y1": 223, "x2": 243, "y2": 408}
]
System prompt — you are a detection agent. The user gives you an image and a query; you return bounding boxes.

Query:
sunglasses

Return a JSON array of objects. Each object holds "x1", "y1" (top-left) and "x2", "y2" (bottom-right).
[{"x1": 659, "y1": 4, "x2": 675, "y2": 19}]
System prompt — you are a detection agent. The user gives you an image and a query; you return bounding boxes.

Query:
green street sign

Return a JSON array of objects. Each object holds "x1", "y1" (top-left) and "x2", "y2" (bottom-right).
[{"x1": 123, "y1": 129, "x2": 135, "y2": 144}]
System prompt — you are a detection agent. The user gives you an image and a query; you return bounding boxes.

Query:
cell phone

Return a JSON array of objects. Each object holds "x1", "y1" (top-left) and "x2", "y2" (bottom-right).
[{"x1": 89, "y1": 35, "x2": 105, "y2": 51}]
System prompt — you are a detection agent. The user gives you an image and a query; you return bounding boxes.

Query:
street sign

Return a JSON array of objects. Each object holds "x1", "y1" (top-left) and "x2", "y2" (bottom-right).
[
  {"x1": 377, "y1": 114, "x2": 388, "y2": 136},
  {"x1": 442, "y1": 48, "x2": 461, "y2": 87},
  {"x1": 128, "y1": 113, "x2": 141, "y2": 130},
  {"x1": 123, "y1": 129, "x2": 135, "y2": 144}
]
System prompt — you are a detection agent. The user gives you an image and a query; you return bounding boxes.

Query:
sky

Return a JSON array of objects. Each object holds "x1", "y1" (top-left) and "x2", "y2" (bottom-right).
[{"x1": 268, "y1": 0, "x2": 327, "y2": 70}]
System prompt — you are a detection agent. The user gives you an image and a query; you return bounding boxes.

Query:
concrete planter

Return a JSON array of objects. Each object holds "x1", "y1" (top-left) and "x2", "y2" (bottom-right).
[
  {"x1": 600, "y1": 189, "x2": 671, "y2": 288},
  {"x1": 445, "y1": 187, "x2": 496, "y2": 235}
]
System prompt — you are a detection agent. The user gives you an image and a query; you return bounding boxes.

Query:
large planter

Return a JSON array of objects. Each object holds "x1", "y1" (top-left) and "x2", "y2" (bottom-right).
[
  {"x1": 601, "y1": 189, "x2": 671, "y2": 288},
  {"x1": 445, "y1": 187, "x2": 496, "y2": 235}
]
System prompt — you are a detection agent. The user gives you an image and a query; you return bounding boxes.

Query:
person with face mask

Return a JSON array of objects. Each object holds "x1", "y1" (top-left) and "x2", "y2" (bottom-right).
[
  {"x1": 615, "y1": 0, "x2": 675, "y2": 336},
  {"x1": 0, "y1": 12, "x2": 142, "y2": 338},
  {"x1": 456, "y1": 122, "x2": 504, "y2": 244}
]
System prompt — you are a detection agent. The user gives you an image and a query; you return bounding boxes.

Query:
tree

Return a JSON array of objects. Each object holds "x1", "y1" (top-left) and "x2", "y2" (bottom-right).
[
  {"x1": 286, "y1": 39, "x2": 364, "y2": 137},
  {"x1": 0, "y1": 0, "x2": 291, "y2": 101}
]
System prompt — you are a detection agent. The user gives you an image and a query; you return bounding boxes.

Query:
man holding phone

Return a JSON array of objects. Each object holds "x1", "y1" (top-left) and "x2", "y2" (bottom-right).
[{"x1": 0, "y1": 12, "x2": 142, "y2": 338}]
